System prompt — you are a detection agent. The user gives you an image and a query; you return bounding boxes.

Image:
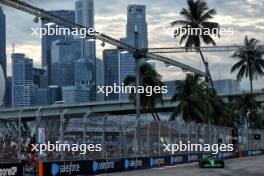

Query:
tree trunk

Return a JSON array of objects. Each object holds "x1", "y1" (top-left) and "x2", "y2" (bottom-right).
[
  {"x1": 151, "y1": 112, "x2": 168, "y2": 145},
  {"x1": 199, "y1": 50, "x2": 214, "y2": 89},
  {"x1": 249, "y1": 74, "x2": 253, "y2": 95}
]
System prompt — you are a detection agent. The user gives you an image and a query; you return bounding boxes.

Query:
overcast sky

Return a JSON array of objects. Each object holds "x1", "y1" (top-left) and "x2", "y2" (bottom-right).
[{"x1": 1, "y1": 0, "x2": 264, "y2": 90}]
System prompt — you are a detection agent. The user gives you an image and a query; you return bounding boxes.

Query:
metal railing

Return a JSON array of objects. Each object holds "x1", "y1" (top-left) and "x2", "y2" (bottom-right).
[{"x1": 0, "y1": 112, "x2": 263, "y2": 163}]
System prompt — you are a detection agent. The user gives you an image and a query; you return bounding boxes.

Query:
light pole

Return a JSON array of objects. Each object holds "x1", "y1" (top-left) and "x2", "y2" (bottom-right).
[
  {"x1": 35, "y1": 107, "x2": 43, "y2": 174},
  {"x1": 60, "y1": 109, "x2": 68, "y2": 161},
  {"x1": 134, "y1": 25, "x2": 141, "y2": 156},
  {"x1": 18, "y1": 109, "x2": 24, "y2": 163},
  {"x1": 82, "y1": 112, "x2": 91, "y2": 160}
]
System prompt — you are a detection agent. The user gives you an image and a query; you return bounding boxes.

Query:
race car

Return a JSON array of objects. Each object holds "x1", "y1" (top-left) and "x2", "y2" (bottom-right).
[{"x1": 199, "y1": 155, "x2": 224, "y2": 168}]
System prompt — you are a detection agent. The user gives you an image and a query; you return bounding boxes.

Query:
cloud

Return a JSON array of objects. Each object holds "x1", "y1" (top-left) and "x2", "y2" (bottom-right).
[{"x1": 1, "y1": 0, "x2": 264, "y2": 90}]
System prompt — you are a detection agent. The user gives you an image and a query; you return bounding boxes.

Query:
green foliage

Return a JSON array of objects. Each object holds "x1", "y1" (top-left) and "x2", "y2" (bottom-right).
[
  {"x1": 124, "y1": 62, "x2": 164, "y2": 113},
  {"x1": 233, "y1": 93, "x2": 262, "y2": 129},
  {"x1": 171, "y1": 0, "x2": 220, "y2": 89},
  {"x1": 231, "y1": 36, "x2": 264, "y2": 93},
  {"x1": 171, "y1": 0, "x2": 220, "y2": 48},
  {"x1": 170, "y1": 74, "x2": 234, "y2": 126}
]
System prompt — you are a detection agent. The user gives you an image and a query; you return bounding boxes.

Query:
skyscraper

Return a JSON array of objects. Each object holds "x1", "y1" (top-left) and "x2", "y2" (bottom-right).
[
  {"x1": 0, "y1": 7, "x2": 6, "y2": 79},
  {"x1": 33, "y1": 68, "x2": 48, "y2": 88},
  {"x1": 0, "y1": 7, "x2": 6, "y2": 106},
  {"x1": 75, "y1": 0, "x2": 94, "y2": 28},
  {"x1": 41, "y1": 10, "x2": 75, "y2": 84},
  {"x1": 103, "y1": 49, "x2": 120, "y2": 101},
  {"x1": 48, "y1": 85, "x2": 62, "y2": 104},
  {"x1": 117, "y1": 5, "x2": 148, "y2": 100},
  {"x1": 75, "y1": 0, "x2": 96, "y2": 101},
  {"x1": 12, "y1": 53, "x2": 36, "y2": 107},
  {"x1": 119, "y1": 52, "x2": 135, "y2": 100},
  {"x1": 6, "y1": 77, "x2": 12, "y2": 107},
  {"x1": 126, "y1": 5, "x2": 148, "y2": 49},
  {"x1": 96, "y1": 58, "x2": 104, "y2": 101},
  {"x1": 62, "y1": 86, "x2": 90, "y2": 104},
  {"x1": 51, "y1": 39, "x2": 82, "y2": 87}
]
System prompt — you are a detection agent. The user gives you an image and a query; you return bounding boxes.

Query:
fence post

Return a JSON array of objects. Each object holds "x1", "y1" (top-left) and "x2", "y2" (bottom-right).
[
  {"x1": 147, "y1": 121, "x2": 150, "y2": 156},
  {"x1": 169, "y1": 122, "x2": 172, "y2": 144},
  {"x1": 82, "y1": 112, "x2": 90, "y2": 160},
  {"x1": 158, "y1": 120, "x2": 161, "y2": 156},
  {"x1": 102, "y1": 114, "x2": 107, "y2": 159},
  {"x1": 60, "y1": 109, "x2": 68, "y2": 161},
  {"x1": 178, "y1": 122, "x2": 181, "y2": 145},
  {"x1": 196, "y1": 124, "x2": 199, "y2": 145},
  {"x1": 18, "y1": 109, "x2": 24, "y2": 163}
]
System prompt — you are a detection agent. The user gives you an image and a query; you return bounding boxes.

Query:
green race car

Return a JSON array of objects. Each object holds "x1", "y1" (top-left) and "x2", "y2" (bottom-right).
[{"x1": 199, "y1": 156, "x2": 225, "y2": 168}]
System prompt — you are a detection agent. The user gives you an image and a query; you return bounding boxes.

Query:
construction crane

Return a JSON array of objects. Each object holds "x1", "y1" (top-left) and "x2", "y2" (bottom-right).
[{"x1": 0, "y1": 0, "x2": 207, "y2": 76}]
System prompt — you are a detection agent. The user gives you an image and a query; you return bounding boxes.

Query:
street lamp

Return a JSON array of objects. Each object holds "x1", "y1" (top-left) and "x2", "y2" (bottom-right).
[
  {"x1": 60, "y1": 109, "x2": 69, "y2": 161},
  {"x1": 18, "y1": 109, "x2": 24, "y2": 163},
  {"x1": 35, "y1": 107, "x2": 43, "y2": 174},
  {"x1": 134, "y1": 25, "x2": 141, "y2": 156}
]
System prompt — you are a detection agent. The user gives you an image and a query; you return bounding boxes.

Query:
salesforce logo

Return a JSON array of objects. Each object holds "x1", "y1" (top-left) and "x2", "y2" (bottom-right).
[
  {"x1": 92, "y1": 161, "x2": 115, "y2": 173},
  {"x1": 124, "y1": 159, "x2": 129, "y2": 170},
  {"x1": 171, "y1": 156, "x2": 183, "y2": 164},
  {"x1": 188, "y1": 155, "x2": 198, "y2": 162},
  {"x1": 149, "y1": 158, "x2": 154, "y2": 167},
  {"x1": 51, "y1": 164, "x2": 59, "y2": 176},
  {"x1": 92, "y1": 161, "x2": 99, "y2": 173},
  {"x1": 51, "y1": 162, "x2": 80, "y2": 175},
  {"x1": 124, "y1": 159, "x2": 142, "y2": 170}
]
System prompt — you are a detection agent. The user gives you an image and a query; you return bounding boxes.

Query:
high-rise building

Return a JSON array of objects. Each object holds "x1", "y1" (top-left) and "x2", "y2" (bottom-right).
[
  {"x1": 103, "y1": 49, "x2": 120, "y2": 101},
  {"x1": 41, "y1": 10, "x2": 75, "y2": 84},
  {"x1": 6, "y1": 76, "x2": 12, "y2": 107},
  {"x1": 126, "y1": 5, "x2": 148, "y2": 49},
  {"x1": 75, "y1": 0, "x2": 94, "y2": 28},
  {"x1": 213, "y1": 79, "x2": 240, "y2": 94},
  {"x1": 48, "y1": 85, "x2": 62, "y2": 104},
  {"x1": 116, "y1": 5, "x2": 148, "y2": 101},
  {"x1": 62, "y1": 86, "x2": 90, "y2": 104},
  {"x1": 51, "y1": 39, "x2": 82, "y2": 86},
  {"x1": 12, "y1": 53, "x2": 36, "y2": 107},
  {"x1": 119, "y1": 52, "x2": 135, "y2": 100},
  {"x1": 163, "y1": 80, "x2": 177, "y2": 99},
  {"x1": 0, "y1": 7, "x2": 6, "y2": 79},
  {"x1": 36, "y1": 88, "x2": 48, "y2": 105},
  {"x1": 0, "y1": 7, "x2": 6, "y2": 106},
  {"x1": 33, "y1": 68, "x2": 48, "y2": 88},
  {"x1": 96, "y1": 58, "x2": 104, "y2": 101},
  {"x1": 74, "y1": 59, "x2": 91, "y2": 86},
  {"x1": 75, "y1": 0, "x2": 96, "y2": 101}
]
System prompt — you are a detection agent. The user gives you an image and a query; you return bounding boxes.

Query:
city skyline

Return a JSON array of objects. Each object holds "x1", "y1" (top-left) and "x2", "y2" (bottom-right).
[{"x1": 1, "y1": 0, "x2": 264, "y2": 90}]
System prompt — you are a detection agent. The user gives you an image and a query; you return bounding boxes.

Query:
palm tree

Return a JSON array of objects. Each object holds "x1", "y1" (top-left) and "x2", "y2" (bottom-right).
[
  {"x1": 233, "y1": 93, "x2": 260, "y2": 128},
  {"x1": 206, "y1": 88, "x2": 234, "y2": 126},
  {"x1": 231, "y1": 36, "x2": 264, "y2": 94},
  {"x1": 170, "y1": 74, "x2": 208, "y2": 123},
  {"x1": 171, "y1": 0, "x2": 220, "y2": 88},
  {"x1": 124, "y1": 63, "x2": 164, "y2": 120},
  {"x1": 124, "y1": 63, "x2": 166, "y2": 144}
]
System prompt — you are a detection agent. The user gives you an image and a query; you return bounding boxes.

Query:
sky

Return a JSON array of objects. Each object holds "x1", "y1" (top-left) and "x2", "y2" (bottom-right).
[{"x1": 1, "y1": 0, "x2": 264, "y2": 90}]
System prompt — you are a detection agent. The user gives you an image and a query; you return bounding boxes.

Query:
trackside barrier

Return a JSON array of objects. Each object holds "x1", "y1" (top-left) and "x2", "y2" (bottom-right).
[
  {"x1": 0, "y1": 163, "x2": 23, "y2": 176},
  {"x1": 38, "y1": 150, "x2": 264, "y2": 176}
]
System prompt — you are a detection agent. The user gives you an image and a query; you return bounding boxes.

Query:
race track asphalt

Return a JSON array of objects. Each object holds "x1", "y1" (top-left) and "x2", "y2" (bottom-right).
[{"x1": 105, "y1": 155, "x2": 264, "y2": 176}]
